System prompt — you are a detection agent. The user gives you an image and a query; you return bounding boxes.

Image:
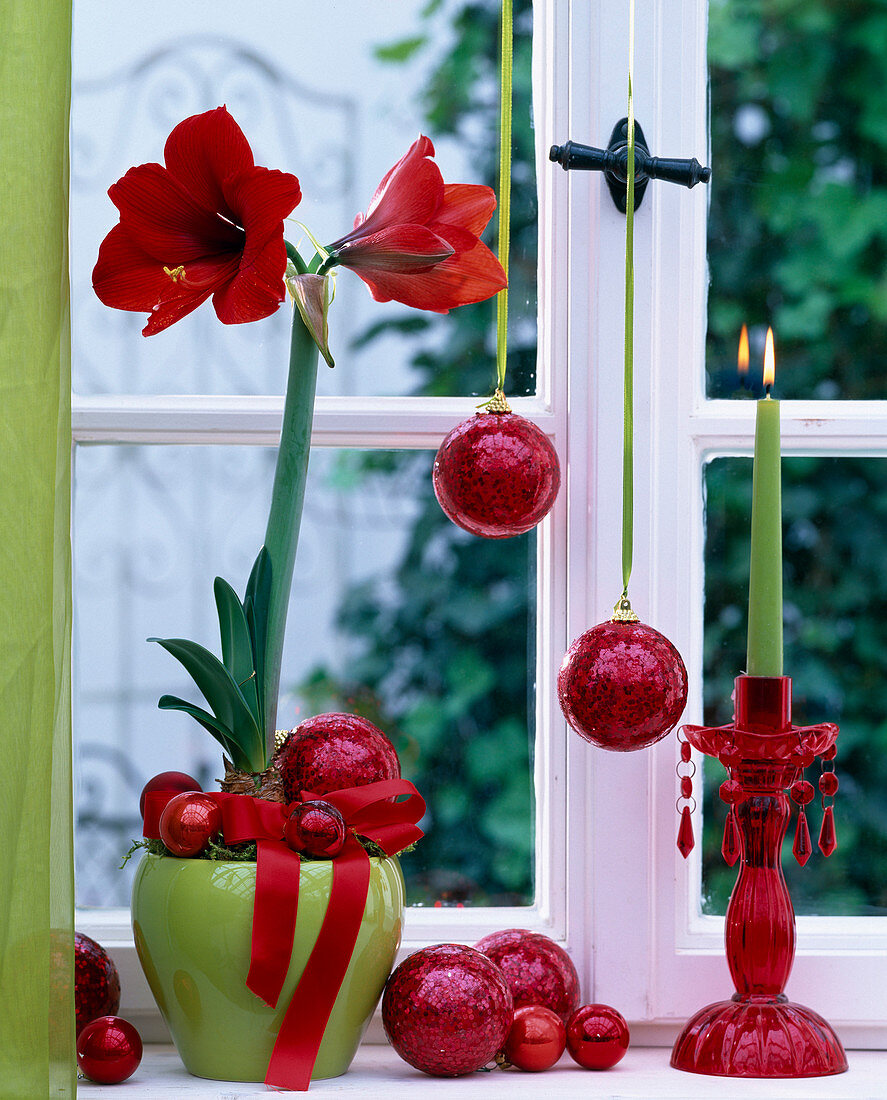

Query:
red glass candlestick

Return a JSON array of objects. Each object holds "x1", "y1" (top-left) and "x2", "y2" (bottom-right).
[{"x1": 671, "y1": 675, "x2": 847, "y2": 1078}]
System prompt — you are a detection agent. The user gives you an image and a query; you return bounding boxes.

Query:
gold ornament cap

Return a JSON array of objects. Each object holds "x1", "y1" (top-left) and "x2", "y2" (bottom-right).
[{"x1": 612, "y1": 593, "x2": 640, "y2": 623}]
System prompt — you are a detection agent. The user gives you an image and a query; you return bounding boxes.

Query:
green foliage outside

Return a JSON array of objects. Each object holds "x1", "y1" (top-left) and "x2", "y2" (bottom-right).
[
  {"x1": 704, "y1": 1, "x2": 887, "y2": 914},
  {"x1": 298, "y1": 0, "x2": 537, "y2": 907}
]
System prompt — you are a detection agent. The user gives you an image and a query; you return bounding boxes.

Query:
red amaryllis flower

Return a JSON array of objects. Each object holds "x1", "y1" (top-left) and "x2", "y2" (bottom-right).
[
  {"x1": 92, "y1": 107, "x2": 302, "y2": 336},
  {"x1": 325, "y1": 135, "x2": 506, "y2": 313}
]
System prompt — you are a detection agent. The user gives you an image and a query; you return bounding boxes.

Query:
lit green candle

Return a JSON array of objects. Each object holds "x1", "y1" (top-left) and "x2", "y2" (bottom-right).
[{"x1": 746, "y1": 327, "x2": 783, "y2": 676}]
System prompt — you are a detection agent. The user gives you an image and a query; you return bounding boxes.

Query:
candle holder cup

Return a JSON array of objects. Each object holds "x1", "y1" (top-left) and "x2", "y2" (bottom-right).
[{"x1": 671, "y1": 675, "x2": 847, "y2": 1078}]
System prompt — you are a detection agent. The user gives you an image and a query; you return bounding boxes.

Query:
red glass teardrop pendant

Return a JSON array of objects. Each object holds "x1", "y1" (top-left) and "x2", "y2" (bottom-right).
[
  {"x1": 721, "y1": 809, "x2": 741, "y2": 866},
  {"x1": 818, "y1": 805, "x2": 837, "y2": 857},
  {"x1": 676, "y1": 805, "x2": 695, "y2": 858},
  {"x1": 792, "y1": 809, "x2": 812, "y2": 866}
]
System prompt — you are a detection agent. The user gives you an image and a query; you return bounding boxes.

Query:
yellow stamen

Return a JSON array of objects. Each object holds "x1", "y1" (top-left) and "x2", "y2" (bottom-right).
[{"x1": 163, "y1": 265, "x2": 186, "y2": 283}]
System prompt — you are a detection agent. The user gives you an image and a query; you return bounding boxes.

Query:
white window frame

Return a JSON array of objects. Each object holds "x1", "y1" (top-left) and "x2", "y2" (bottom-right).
[{"x1": 74, "y1": 0, "x2": 887, "y2": 1048}]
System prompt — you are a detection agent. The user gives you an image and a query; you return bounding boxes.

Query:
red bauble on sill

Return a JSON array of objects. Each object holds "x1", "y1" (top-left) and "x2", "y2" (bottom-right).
[
  {"x1": 74, "y1": 932, "x2": 121, "y2": 1035},
  {"x1": 474, "y1": 928, "x2": 580, "y2": 1024},
  {"x1": 566, "y1": 1003, "x2": 630, "y2": 1070},
  {"x1": 433, "y1": 411, "x2": 560, "y2": 539},
  {"x1": 503, "y1": 1005, "x2": 566, "y2": 1071},
  {"x1": 76, "y1": 1015, "x2": 142, "y2": 1084},
  {"x1": 382, "y1": 943, "x2": 513, "y2": 1076}
]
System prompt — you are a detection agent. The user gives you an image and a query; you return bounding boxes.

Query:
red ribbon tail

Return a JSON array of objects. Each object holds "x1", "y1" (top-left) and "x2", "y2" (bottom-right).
[
  {"x1": 246, "y1": 840, "x2": 302, "y2": 1008},
  {"x1": 264, "y1": 842, "x2": 372, "y2": 1091}
]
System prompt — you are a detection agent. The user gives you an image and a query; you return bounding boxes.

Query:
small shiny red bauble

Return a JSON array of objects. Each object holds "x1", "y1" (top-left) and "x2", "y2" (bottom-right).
[
  {"x1": 382, "y1": 943, "x2": 513, "y2": 1076},
  {"x1": 284, "y1": 800, "x2": 347, "y2": 858},
  {"x1": 275, "y1": 712, "x2": 400, "y2": 802},
  {"x1": 503, "y1": 1005, "x2": 566, "y2": 1071},
  {"x1": 566, "y1": 1004, "x2": 630, "y2": 1070},
  {"x1": 558, "y1": 620, "x2": 688, "y2": 751},
  {"x1": 76, "y1": 1016, "x2": 143, "y2": 1084},
  {"x1": 433, "y1": 412, "x2": 560, "y2": 538},
  {"x1": 74, "y1": 932, "x2": 121, "y2": 1035},
  {"x1": 474, "y1": 928, "x2": 580, "y2": 1024},
  {"x1": 159, "y1": 792, "x2": 222, "y2": 857},
  {"x1": 138, "y1": 770, "x2": 201, "y2": 818}
]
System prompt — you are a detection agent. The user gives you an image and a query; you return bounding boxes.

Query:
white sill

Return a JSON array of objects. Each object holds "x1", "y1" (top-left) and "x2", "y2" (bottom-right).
[{"x1": 77, "y1": 1044, "x2": 886, "y2": 1098}]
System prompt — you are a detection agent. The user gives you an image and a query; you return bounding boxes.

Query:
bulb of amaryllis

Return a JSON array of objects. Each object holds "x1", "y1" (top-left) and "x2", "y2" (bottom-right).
[
  {"x1": 92, "y1": 106, "x2": 302, "y2": 336},
  {"x1": 323, "y1": 135, "x2": 507, "y2": 313}
]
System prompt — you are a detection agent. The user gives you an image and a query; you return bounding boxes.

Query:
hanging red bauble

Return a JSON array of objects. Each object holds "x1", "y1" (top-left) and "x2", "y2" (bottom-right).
[
  {"x1": 474, "y1": 928, "x2": 580, "y2": 1024},
  {"x1": 565, "y1": 1004, "x2": 630, "y2": 1070},
  {"x1": 503, "y1": 1005, "x2": 566, "y2": 1071},
  {"x1": 382, "y1": 943, "x2": 513, "y2": 1076},
  {"x1": 284, "y1": 799, "x2": 346, "y2": 858},
  {"x1": 558, "y1": 619, "x2": 688, "y2": 751},
  {"x1": 275, "y1": 712, "x2": 400, "y2": 801},
  {"x1": 76, "y1": 1016, "x2": 143, "y2": 1084},
  {"x1": 74, "y1": 932, "x2": 121, "y2": 1035},
  {"x1": 158, "y1": 792, "x2": 222, "y2": 857},
  {"x1": 138, "y1": 770, "x2": 201, "y2": 818},
  {"x1": 432, "y1": 412, "x2": 560, "y2": 539}
]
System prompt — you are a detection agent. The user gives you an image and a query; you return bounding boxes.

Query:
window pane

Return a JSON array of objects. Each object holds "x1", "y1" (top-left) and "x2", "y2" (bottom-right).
[
  {"x1": 707, "y1": 0, "x2": 887, "y2": 399},
  {"x1": 703, "y1": 456, "x2": 887, "y2": 916},
  {"x1": 74, "y1": 445, "x2": 535, "y2": 909},
  {"x1": 71, "y1": 0, "x2": 536, "y2": 400}
]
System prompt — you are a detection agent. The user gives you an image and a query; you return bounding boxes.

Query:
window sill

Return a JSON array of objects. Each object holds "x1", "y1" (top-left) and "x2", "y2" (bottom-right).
[{"x1": 78, "y1": 1044, "x2": 885, "y2": 1098}]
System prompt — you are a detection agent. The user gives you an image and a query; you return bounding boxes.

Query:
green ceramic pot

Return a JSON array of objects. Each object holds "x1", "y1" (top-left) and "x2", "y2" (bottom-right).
[{"x1": 131, "y1": 853, "x2": 404, "y2": 1082}]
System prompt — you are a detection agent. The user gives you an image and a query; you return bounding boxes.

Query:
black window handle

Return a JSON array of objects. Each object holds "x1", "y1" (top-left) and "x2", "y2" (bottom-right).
[{"x1": 550, "y1": 118, "x2": 711, "y2": 213}]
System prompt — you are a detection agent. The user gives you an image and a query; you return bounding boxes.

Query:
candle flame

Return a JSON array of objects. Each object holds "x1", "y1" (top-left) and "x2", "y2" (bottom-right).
[
  {"x1": 738, "y1": 324, "x2": 749, "y2": 376},
  {"x1": 763, "y1": 327, "x2": 776, "y2": 390}
]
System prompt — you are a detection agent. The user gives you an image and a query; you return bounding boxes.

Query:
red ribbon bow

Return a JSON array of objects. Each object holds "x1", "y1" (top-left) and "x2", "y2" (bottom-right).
[{"x1": 143, "y1": 778, "x2": 424, "y2": 1090}]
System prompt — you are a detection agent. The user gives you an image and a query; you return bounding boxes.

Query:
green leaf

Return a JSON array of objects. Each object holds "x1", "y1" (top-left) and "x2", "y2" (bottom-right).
[
  {"x1": 150, "y1": 636, "x2": 264, "y2": 770},
  {"x1": 244, "y1": 547, "x2": 272, "y2": 727},
  {"x1": 373, "y1": 35, "x2": 427, "y2": 64},
  {"x1": 214, "y1": 576, "x2": 260, "y2": 726},
  {"x1": 157, "y1": 695, "x2": 248, "y2": 771}
]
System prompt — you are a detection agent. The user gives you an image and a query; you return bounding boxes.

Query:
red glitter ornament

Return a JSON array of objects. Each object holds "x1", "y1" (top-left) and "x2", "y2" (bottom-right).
[
  {"x1": 558, "y1": 619, "x2": 688, "y2": 751},
  {"x1": 503, "y1": 1005, "x2": 566, "y2": 1071},
  {"x1": 284, "y1": 799, "x2": 347, "y2": 858},
  {"x1": 432, "y1": 412, "x2": 560, "y2": 539},
  {"x1": 76, "y1": 1016, "x2": 143, "y2": 1084},
  {"x1": 474, "y1": 928, "x2": 580, "y2": 1024},
  {"x1": 158, "y1": 792, "x2": 222, "y2": 857},
  {"x1": 382, "y1": 943, "x2": 513, "y2": 1076},
  {"x1": 74, "y1": 932, "x2": 121, "y2": 1035},
  {"x1": 275, "y1": 712, "x2": 400, "y2": 801},
  {"x1": 566, "y1": 1004, "x2": 630, "y2": 1070},
  {"x1": 138, "y1": 770, "x2": 201, "y2": 818}
]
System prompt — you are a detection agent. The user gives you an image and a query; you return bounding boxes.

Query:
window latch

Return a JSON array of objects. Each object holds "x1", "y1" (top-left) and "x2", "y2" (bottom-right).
[{"x1": 549, "y1": 118, "x2": 711, "y2": 213}]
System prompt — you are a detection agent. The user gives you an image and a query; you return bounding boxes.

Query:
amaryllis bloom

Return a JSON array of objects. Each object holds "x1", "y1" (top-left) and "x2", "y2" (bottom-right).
[
  {"x1": 92, "y1": 106, "x2": 302, "y2": 336},
  {"x1": 325, "y1": 135, "x2": 506, "y2": 313}
]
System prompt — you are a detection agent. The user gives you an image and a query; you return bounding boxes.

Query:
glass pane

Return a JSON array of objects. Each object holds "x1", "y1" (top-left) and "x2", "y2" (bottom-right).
[
  {"x1": 707, "y1": 1, "x2": 887, "y2": 399},
  {"x1": 702, "y1": 456, "x2": 887, "y2": 916},
  {"x1": 74, "y1": 445, "x2": 535, "y2": 909},
  {"x1": 71, "y1": 0, "x2": 536, "y2": 400}
]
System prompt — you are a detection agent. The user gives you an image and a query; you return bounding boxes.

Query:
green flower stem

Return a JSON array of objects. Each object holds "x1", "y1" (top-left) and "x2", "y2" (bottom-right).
[{"x1": 262, "y1": 284, "x2": 320, "y2": 754}]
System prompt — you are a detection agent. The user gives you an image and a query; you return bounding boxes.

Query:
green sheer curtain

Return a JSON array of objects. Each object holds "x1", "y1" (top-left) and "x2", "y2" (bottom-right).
[{"x1": 0, "y1": 2, "x2": 75, "y2": 1096}]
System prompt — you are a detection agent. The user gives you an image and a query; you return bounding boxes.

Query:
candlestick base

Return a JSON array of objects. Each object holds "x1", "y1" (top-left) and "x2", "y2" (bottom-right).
[{"x1": 671, "y1": 995, "x2": 847, "y2": 1078}]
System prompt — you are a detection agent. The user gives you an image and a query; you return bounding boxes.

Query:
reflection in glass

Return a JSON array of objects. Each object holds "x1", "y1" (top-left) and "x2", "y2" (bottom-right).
[
  {"x1": 703, "y1": 456, "x2": 887, "y2": 915},
  {"x1": 74, "y1": 446, "x2": 535, "y2": 909},
  {"x1": 707, "y1": 0, "x2": 887, "y2": 399}
]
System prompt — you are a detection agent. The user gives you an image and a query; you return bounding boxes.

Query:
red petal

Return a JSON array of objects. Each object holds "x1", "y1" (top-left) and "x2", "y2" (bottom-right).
[
  {"x1": 110, "y1": 163, "x2": 241, "y2": 263},
  {"x1": 222, "y1": 166, "x2": 302, "y2": 268},
  {"x1": 92, "y1": 224, "x2": 215, "y2": 335},
  {"x1": 351, "y1": 237, "x2": 506, "y2": 313},
  {"x1": 330, "y1": 135, "x2": 443, "y2": 247},
  {"x1": 436, "y1": 184, "x2": 497, "y2": 236},
  {"x1": 212, "y1": 236, "x2": 287, "y2": 324},
  {"x1": 333, "y1": 224, "x2": 454, "y2": 272},
  {"x1": 163, "y1": 106, "x2": 255, "y2": 223}
]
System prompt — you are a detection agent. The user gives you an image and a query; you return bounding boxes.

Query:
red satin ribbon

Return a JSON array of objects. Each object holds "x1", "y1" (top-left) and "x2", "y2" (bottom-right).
[{"x1": 142, "y1": 778, "x2": 424, "y2": 1090}]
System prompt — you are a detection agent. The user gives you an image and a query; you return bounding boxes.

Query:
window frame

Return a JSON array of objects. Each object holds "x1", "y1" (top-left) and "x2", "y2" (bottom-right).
[{"x1": 73, "y1": 0, "x2": 887, "y2": 1047}]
